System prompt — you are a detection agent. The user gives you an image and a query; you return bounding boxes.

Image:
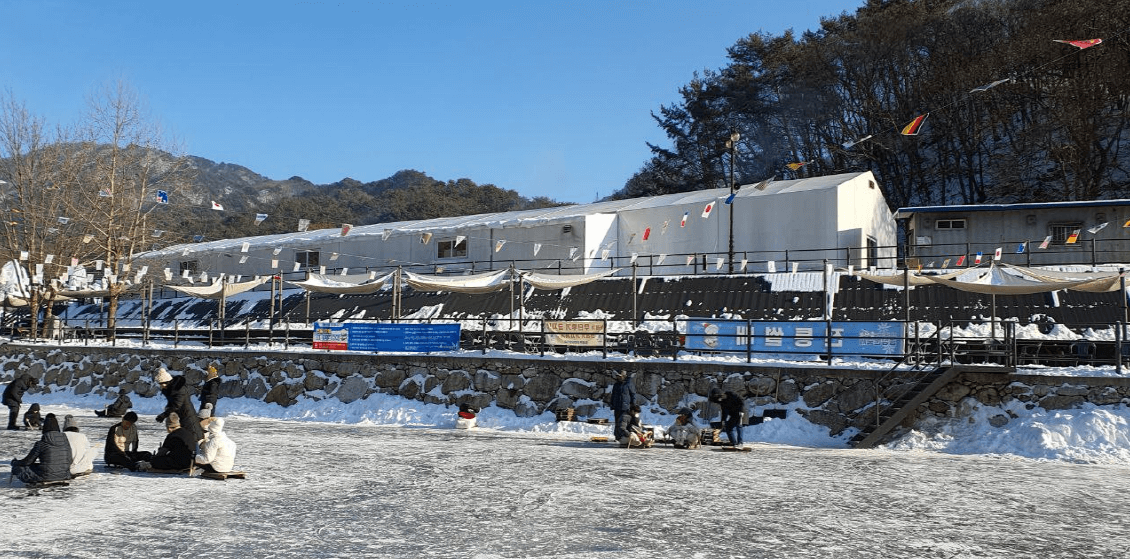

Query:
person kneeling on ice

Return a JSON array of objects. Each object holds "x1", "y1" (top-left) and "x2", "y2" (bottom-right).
[
  {"x1": 194, "y1": 417, "x2": 237, "y2": 474},
  {"x1": 105, "y1": 411, "x2": 151, "y2": 469},
  {"x1": 455, "y1": 403, "x2": 477, "y2": 429},
  {"x1": 62, "y1": 415, "x2": 98, "y2": 477},
  {"x1": 709, "y1": 388, "x2": 746, "y2": 448},
  {"x1": 23, "y1": 402, "x2": 43, "y2": 430},
  {"x1": 668, "y1": 407, "x2": 702, "y2": 449},
  {"x1": 616, "y1": 404, "x2": 653, "y2": 448},
  {"x1": 95, "y1": 389, "x2": 133, "y2": 418},
  {"x1": 135, "y1": 413, "x2": 195, "y2": 472},
  {"x1": 11, "y1": 414, "x2": 71, "y2": 485}
]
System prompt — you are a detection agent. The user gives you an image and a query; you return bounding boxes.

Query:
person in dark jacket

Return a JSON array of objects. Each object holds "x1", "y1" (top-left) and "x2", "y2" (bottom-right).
[
  {"x1": 23, "y1": 403, "x2": 43, "y2": 430},
  {"x1": 615, "y1": 404, "x2": 652, "y2": 448},
  {"x1": 3, "y1": 373, "x2": 36, "y2": 431},
  {"x1": 104, "y1": 411, "x2": 151, "y2": 469},
  {"x1": 199, "y1": 364, "x2": 221, "y2": 417},
  {"x1": 153, "y1": 368, "x2": 203, "y2": 444},
  {"x1": 709, "y1": 388, "x2": 745, "y2": 448},
  {"x1": 95, "y1": 389, "x2": 133, "y2": 418},
  {"x1": 610, "y1": 370, "x2": 636, "y2": 440},
  {"x1": 11, "y1": 414, "x2": 72, "y2": 484},
  {"x1": 136, "y1": 413, "x2": 195, "y2": 472}
]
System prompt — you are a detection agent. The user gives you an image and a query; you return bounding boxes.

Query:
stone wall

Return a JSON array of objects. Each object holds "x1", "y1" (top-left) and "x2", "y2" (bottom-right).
[{"x1": 3, "y1": 345, "x2": 1128, "y2": 436}]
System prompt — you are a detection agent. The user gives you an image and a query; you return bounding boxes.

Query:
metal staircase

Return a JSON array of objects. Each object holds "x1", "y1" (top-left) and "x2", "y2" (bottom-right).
[{"x1": 848, "y1": 366, "x2": 961, "y2": 449}]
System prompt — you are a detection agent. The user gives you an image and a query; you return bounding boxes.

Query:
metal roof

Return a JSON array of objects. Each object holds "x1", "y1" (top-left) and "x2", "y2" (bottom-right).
[{"x1": 895, "y1": 199, "x2": 1130, "y2": 219}]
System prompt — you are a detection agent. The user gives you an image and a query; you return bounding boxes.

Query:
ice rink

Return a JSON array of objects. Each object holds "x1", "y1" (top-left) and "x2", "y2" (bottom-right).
[{"x1": 4, "y1": 407, "x2": 1129, "y2": 558}]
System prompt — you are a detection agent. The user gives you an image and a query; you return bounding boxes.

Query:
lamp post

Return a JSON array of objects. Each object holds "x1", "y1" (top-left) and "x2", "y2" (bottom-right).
[{"x1": 725, "y1": 131, "x2": 740, "y2": 273}]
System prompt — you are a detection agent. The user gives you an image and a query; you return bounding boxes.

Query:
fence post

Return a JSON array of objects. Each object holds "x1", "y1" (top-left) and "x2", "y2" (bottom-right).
[{"x1": 602, "y1": 318, "x2": 608, "y2": 359}]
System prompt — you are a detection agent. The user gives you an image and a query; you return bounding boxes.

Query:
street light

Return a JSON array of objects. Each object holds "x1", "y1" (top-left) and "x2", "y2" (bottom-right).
[{"x1": 725, "y1": 131, "x2": 740, "y2": 273}]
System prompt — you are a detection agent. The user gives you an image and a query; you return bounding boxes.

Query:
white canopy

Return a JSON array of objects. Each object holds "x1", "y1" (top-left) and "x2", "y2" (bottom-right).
[
  {"x1": 521, "y1": 269, "x2": 621, "y2": 290},
  {"x1": 287, "y1": 272, "x2": 394, "y2": 295},
  {"x1": 165, "y1": 276, "x2": 270, "y2": 300},
  {"x1": 403, "y1": 269, "x2": 512, "y2": 294},
  {"x1": 858, "y1": 264, "x2": 1121, "y2": 295}
]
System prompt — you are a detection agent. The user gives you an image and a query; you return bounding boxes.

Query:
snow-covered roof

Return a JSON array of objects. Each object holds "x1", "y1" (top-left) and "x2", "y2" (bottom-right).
[
  {"x1": 895, "y1": 198, "x2": 1130, "y2": 218},
  {"x1": 138, "y1": 172, "x2": 871, "y2": 259}
]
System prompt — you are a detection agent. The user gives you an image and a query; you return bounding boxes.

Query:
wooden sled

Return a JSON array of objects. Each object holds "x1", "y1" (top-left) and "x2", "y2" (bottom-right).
[
  {"x1": 200, "y1": 470, "x2": 247, "y2": 481},
  {"x1": 590, "y1": 436, "x2": 610, "y2": 442},
  {"x1": 713, "y1": 446, "x2": 752, "y2": 452},
  {"x1": 26, "y1": 479, "x2": 70, "y2": 489},
  {"x1": 146, "y1": 468, "x2": 191, "y2": 475}
]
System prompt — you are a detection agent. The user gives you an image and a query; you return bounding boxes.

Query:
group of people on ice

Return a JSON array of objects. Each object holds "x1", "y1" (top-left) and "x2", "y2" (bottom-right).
[
  {"x1": 610, "y1": 370, "x2": 747, "y2": 450},
  {"x1": 6, "y1": 364, "x2": 237, "y2": 485}
]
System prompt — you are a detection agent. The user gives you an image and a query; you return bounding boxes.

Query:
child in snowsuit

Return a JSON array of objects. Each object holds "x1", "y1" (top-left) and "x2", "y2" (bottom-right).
[
  {"x1": 11, "y1": 414, "x2": 72, "y2": 484},
  {"x1": 104, "y1": 411, "x2": 151, "y2": 469},
  {"x1": 199, "y1": 364, "x2": 221, "y2": 417},
  {"x1": 23, "y1": 403, "x2": 42, "y2": 430},
  {"x1": 194, "y1": 417, "x2": 237, "y2": 474}
]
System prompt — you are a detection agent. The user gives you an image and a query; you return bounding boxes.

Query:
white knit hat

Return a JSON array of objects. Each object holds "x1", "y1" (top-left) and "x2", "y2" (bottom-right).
[{"x1": 155, "y1": 367, "x2": 172, "y2": 384}]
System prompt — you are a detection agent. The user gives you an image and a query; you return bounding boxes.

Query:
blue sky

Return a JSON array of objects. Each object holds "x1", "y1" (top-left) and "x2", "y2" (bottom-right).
[{"x1": 2, "y1": 0, "x2": 861, "y2": 204}]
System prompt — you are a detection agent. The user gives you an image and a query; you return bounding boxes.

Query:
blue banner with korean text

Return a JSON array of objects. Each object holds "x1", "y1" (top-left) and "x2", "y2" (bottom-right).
[
  {"x1": 684, "y1": 320, "x2": 904, "y2": 356},
  {"x1": 313, "y1": 322, "x2": 461, "y2": 352}
]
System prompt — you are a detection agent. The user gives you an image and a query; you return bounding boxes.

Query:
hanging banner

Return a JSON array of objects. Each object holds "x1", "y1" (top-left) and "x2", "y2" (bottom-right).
[
  {"x1": 313, "y1": 321, "x2": 460, "y2": 352},
  {"x1": 685, "y1": 320, "x2": 905, "y2": 356},
  {"x1": 544, "y1": 320, "x2": 605, "y2": 346}
]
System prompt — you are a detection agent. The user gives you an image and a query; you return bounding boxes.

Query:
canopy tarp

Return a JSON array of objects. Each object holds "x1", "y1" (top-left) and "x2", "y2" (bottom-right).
[
  {"x1": 404, "y1": 269, "x2": 512, "y2": 294},
  {"x1": 1001, "y1": 264, "x2": 1124, "y2": 293},
  {"x1": 55, "y1": 282, "x2": 143, "y2": 299},
  {"x1": 521, "y1": 269, "x2": 621, "y2": 290},
  {"x1": 1, "y1": 294, "x2": 28, "y2": 307},
  {"x1": 858, "y1": 264, "x2": 1122, "y2": 295},
  {"x1": 855, "y1": 268, "x2": 965, "y2": 287},
  {"x1": 165, "y1": 276, "x2": 270, "y2": 300},
  {"x1": 287, "y1": 272, "x2": 394, "y2": 294}
]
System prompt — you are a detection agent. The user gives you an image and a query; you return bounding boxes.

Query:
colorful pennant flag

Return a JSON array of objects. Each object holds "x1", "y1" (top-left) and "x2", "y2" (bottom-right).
[
  {"x1": 701, "y1": 202, "x2": 714, "y2": 219},
  {"x1": 341, "y1": 224, "x2": 352, "y2": 237},
  {"x1": 993, "y1": 247, "x2": 1002, "y2": 261},
  {"x1": 156, "y1": 190, "x2": 168, "y2": 204},
  {"x1": 495, "y1": 240, "x2": 506, "y2": 253},
  {"x1": 82, "y1": 234, "x2": 94, "y2": 244},
  {"x1": 686, "y1": 255, "x2": 695, "y2": 266},
  {"x1": 298, "y1": 219, "x2": 310, "y2": 232},
  {"x1": 420, "y1": 232, "x2": 433, "y2": 244},
  {"x1": 680, "y1": 212, "x2": 689, "y2": 227},
  {"x1": 271, "y1": 259, "x2": 278, "y2": 269},
  {"x1": 724, "y1": 192, "x2": 737, "y2": 205},
  {"x1": 192, "y1": 235, "x2": 204, "y2": 242},
  {"x1": 1039, "y1": 235, "x2": 1052, "y2": 249},
  {"x1": 643, "y1": 227, "x2": 651, "y2": 241},
  {"x1": 901, "y1": 114, "x2": 928, "y2": 136},
  {"x1": 99, "y1": 188, "x2": 112, "y2": 197},
  {"x1": 842, "y1": 135, "x2": 872, "y2": 149},
  {"x1": 941, "y1": 259, "x2": 951, "y2": 268},
  {"x1": 600, "y1": 249, "x2": 609, "y2": 261},
  {"x1": 1066, "y1": 229, "x2": 1080, "y2": 244},
  {"x1": 956, "y1": 255, "x2": 966, "y2": 267},
  {"x1": 1124, "y1": 218, "x2": 1130, "y2": 228},
  {"x1": 1088, "y1": 222, "x2": 1108, "y2": 235},
  {"x1": 1016, "y1": 242, "x2": 1026, "y2": 254},
  {"x1": 974, "y1": 252, "x2": 983, "y2": 265},
  {"x1": 255, "y1": 213, "x2": 268, "y2": 225},
  {"x1": 211, "y1": 201, "x2": 224, "y2": 211},
  {"x1": 785, "y1": 161, "x2": 810, "y2": 171},
  {"x1": 1054, "y1": 39, "x2": 1102, "y2": 49},
  {"x1": 241, "y1": 242, "x2": 250, "y2": 253},
  {"x1": 753, "y1": 176, "x2": 774, "y2": 191}
]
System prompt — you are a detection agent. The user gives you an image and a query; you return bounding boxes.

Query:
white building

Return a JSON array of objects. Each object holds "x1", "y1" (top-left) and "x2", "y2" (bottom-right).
[{"x1": 132, "y1": 171, "x2": 896, "y2": 281}]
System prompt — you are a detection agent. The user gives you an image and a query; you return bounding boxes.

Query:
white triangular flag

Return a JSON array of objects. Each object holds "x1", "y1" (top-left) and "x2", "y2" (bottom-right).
[
  {"x1": 44, "y1": 254, "x2": 54, "y2": 264},
  {"x1": 19, "y1": 250, "x2": 28, "y2": 261},
  {"x1": 686, "y1": 255, "x2": 694, "y2": 266},
  {"x1": 254, "y1": 213, "x2": 268, "y2": 225},
  {"x1": 656, "y1": 254, "x2": 666, "y2": 266},
  {"x1": 182, "y1": 269, "x2": 190, "y2": 278},
  {"x1": 271, "y1": 259, "x2": 278, "y2": 269},
  {"x1": 297, "y1": 219, "x2": 310, "y2": 232},
  {"x1": 568, "y1": 247, "x2": 578, "y2": 259},
  {"x1": 601, "y1": 249, "x2": 610, "y2": 261},
  {"x1": 382, "y1": 229, "x2": 392, "y2": 241},
  {"x1": 211, "y1": 201, "x2": 223, "y2": 211},
  {"x1": 421, "y1": 232, "x2": 433, "y2": 245},
  {"x1": 239, "y1": 256, "x2": 248, "y2": 264},
  {"x1": 630, "y1": 252, "x2": 638, "y2": 264},
  {"x1": 739, "y1": 258, "x2": 748, "y2": 271},
  {"x1": 791, "y1": 262, "x2": 799, "y2": 274},
  {"x1": 330, "y1": 253, "x2": 339, "y2": 261},
  {"x1": 319, "y1": 266, "x2": 326, "y2": 275},
  {"x1": 767, "y1": 260, "x2": 776, "y2": 273},
  {"x1": 95, "y1": 260, "x2": 103, "y2": 270},
  {"x1": 164, "y1": 268, "x2": 172, "y2": 281},
  {"x1": 340, "y1": 268, "x2": 349, "y2": 275},
  {"x1": 272, "y1": 247, "x2": 282, "y2": 256},
  {"x1": 455, "y1": 235, "x2": 466, "y2": 245},
  {"x1": 715, "y1": 257, "x2": 724, "y2": 270},
  {"x1": 1088, "y1": 222, "x2": 1109, "y2": 235},
  {"x1": 293, "y1": 261, "x2": 301, "y2": 272},
  {"x1": 533, "y1": 243, "x2": 542, "y2": 256},
  {"x1": 241, "y1": 242, "x2": 250, "y2": 253},
  {"x1": 495, "y1": 240, "x2": 506, "y2": 253}
]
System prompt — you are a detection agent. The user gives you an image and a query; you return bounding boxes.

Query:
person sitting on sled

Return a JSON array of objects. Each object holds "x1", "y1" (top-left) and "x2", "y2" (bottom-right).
[
  {"x1": 194, "y1": 417, "x2": 237, "y2": 474},
  {"x1": 615, "y1": 404, "x2": 653, "y2": 448},
  {"x1": 95, "y1": 389, "x2": 133, "y2": 418},
  {"x1": 455, "y1": 403, "x2": 477, "y2": 429},
  {"x1": 23, "y1": 402, "x2": 43, "y2": 430},
  {"x1": 135, "y1": 412, "x2": 195, "y2": 472},
  {"x1": 11, "y1": 414, "x2": 72, "y2": 485},
  {"x1": 62, "y1": 415, "x2": 98, "y2": 477},
  {"x1": 104, "y1": 411, "x2": 151, "y2": 469},
  {"x1": 668, "y1": 407, "x2": 702, "y2": 449}
]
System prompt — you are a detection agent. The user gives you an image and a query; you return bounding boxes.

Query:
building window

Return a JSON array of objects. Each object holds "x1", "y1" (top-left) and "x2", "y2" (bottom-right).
[
  {"x1": 866, "y1": 236, "x2": 878, "y2": 267},
  {"x1": 438, "y1": 238, "x2": 467, "y2": 259},
  {"x1": 935, "y1": 219, "x2": 966, "y2": 230},
  {"x1": 1049, "y1": 222, "x2": 1084, "y2": 244},
  {"x1": 295, "y1": 250, "x2": 320, "y2": 268},
  {"x1": 179, "y1": 261, "x2": 198, "y2": 275}
]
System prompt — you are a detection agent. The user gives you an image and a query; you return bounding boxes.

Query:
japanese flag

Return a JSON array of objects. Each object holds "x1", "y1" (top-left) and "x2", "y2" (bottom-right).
[
  {"x1": 341, "y1": 224, "x2": 353, "y2": 237},
  {"x1": 211, "y1": 201, "x2": 224, "y2": 211},
  {"x1": 993, "y1": 247, "x2": 1002, "y2": 261},
  {"x1": 701, "y1": 202, "x2": 714, "y2": 219}
]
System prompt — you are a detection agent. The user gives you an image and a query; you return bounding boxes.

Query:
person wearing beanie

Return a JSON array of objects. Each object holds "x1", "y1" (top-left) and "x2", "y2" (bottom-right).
[
  {"x1": 668, "y1": 407, "x2": 702, "y2": 449},
  {"x1": 61, "y1": 415, "x2": 97, "y2": 477},
  {"x1": 194, "y1": 417, "x2": 237, "y2": 474},
  {"x1": 23, "y1": 402, "x2": 43, "y2": 430},
  {"x1": 154, "y1": 369, "x2": 203, "y2": 444},
  {"x1": 615, "y1": 404, "x2": 652, "y2": 448},
  {"x1": 199, "y1": 364, "x2": 221, "y2": 417},
  {"x1": 709, "y1": 388, "x2": 746, "y2": 448},
  {"x1": 104, "y1": 411, "x2": 151, "y2": 469},
  {"x1": 138, "y1": 412, "x2": 195, "y2": 472},
  {"x1": 3, "y1": 373, "x2": 36, "y2": 431},
  {"x1": 11, "y1": 413, "x2": 72, "y2": 484},
  {"x1": 95, "y1": 389, "x2": 133, "y2": 418}
]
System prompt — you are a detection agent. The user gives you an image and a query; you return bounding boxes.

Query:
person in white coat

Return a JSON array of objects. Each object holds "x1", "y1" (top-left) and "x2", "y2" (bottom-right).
[
  {"x1": 62, "y1": 415, "x2": 97, "y2": 477},
  {"x1": 194, "y1": 417, "x2": 237, "y2": 473}
]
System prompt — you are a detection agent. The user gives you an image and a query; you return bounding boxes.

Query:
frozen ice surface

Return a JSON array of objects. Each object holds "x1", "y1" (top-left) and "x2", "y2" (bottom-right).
[{"x1": 4, "y1": 405, "x2": 1130, "y2": 558}]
